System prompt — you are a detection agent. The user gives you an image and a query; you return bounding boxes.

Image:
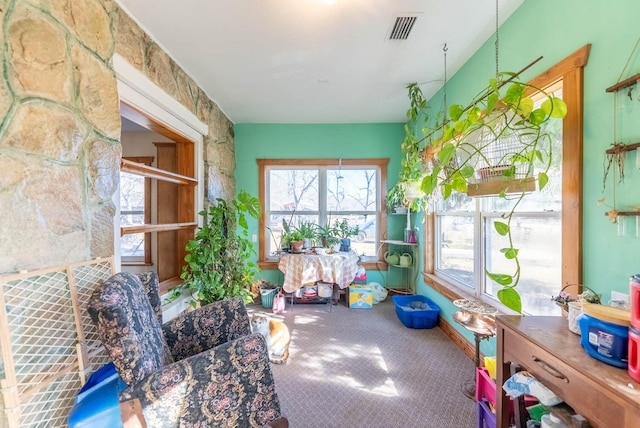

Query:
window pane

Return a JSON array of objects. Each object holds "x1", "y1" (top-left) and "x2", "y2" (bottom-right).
[
  {"x1": 120, "y1": 173, "x2": 145, "y2": 212},
  {"x1": 327, "y1": 169, "x2": 377, "y2": 211},
  {"x1": 269, "y1": 169, "x2": 318, "y2": 211},
  {"x1": 484, "y1": 216, "x2": 561, "y2": 315},
  {"x1": 437, "y1": 215, "x2": 474, "y2": 288},
  {"x1": 121, "y1": 232, "x2": 145, "y2": 257},
  {"x1": 343, "y1": 215, "x2": 376, "y2": 257}
]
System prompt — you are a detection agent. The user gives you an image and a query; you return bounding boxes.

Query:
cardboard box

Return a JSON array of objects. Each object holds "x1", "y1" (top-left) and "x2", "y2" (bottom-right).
[{"x1": 349, "y1": 284, "x2": 373, "y2": 309}]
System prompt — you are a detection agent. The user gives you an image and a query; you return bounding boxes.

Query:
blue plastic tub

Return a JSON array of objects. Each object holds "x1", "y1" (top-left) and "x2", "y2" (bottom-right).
[
  {"x1": 392, "y1": 295, "x2": 440, "y2": 329},
  {"x1": 68, "y1": 363, "x2": 126, "y2": 428},
  {"x1": 577, "y1": 313, "x2": 629, "y2": 368}
]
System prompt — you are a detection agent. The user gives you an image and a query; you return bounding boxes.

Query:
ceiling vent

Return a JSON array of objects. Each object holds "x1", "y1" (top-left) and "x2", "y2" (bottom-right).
[{"x1": 388, "y1": 16, "x2": 417, "y2": 40}]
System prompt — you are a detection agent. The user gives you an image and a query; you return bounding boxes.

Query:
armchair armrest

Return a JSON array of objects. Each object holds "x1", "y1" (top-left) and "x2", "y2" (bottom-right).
[
  {"x1": 120, "y1": 334, "x2": 282, "y2": 427},
  {"x1": 162, "y1": 297, "x2": 252, "y2": 361}
]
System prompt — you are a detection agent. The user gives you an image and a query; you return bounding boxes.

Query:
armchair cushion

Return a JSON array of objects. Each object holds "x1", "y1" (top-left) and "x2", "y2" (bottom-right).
[
  {"x1": 88, "y1": 272, "x2": 174, "y2": 385},
  {"x1": 162, "y1": 297, "x2": 252, "y2": 361},
  {"x1": 119, "y1": 333, "x2": 281, "y2": 427}
]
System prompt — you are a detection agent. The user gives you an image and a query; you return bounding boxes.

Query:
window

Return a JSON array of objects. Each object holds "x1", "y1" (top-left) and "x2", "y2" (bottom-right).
[
  {"x1": 120, "y1": 156, "x2": 153, "y2": 265},
  {"x1": 424, "y1": 45, "x2": 589, "y2": 315},
  {"x1": 258, "y1": 159, "x2": 388, "y2": 269}
]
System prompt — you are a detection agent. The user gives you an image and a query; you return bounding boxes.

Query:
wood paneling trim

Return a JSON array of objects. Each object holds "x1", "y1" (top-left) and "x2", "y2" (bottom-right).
[
  {"x1": 257, "y1": 158, "x2": 389, "y2": 266},
  {"x1": 438, "y1": 317, "x2": 477, "y2": 362},
  {"x1": 423, "y1": 44, "x2": 589, "y2": 303}
]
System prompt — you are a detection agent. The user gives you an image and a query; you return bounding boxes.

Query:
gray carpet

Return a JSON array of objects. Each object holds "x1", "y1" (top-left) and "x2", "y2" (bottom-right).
[{"x1": 249, "y1": 298, "x2": 476, "y2": 428}]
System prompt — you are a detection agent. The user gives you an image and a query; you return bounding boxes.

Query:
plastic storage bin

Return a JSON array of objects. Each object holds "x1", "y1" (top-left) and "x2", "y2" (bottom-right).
[
  {"x1": 576, "y1": 303, "x2": 629, "y2": 369},
  {"x1": 392, "y1": 295, "x2": 440, "y2": 329},
  {"x1": 68, "y1": 363, "x2": 126, "y2": 428}
]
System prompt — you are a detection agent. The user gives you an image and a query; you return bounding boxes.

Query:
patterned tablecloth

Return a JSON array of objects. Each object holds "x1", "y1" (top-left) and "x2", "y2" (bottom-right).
[{"x1": 278, "y1": 251, "x2": 359, "y2": 293}]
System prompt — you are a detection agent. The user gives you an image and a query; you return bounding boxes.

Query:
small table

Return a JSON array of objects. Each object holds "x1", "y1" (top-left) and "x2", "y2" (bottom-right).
[{"x1": 278, "y1": 250, "x2": 359, "y2": 297}]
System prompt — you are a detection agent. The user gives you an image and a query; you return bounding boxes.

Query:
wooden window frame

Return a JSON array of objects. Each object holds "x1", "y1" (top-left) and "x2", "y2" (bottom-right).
[
  {"x1": 423, "y1": 45, "x2": 590, "y2": 308},
  {"x1": 257, "y1": 158, "x2": 389, "y2": 271},
  {"x1": 121, "y1": 156, "x2": 153, "y2": 266}
]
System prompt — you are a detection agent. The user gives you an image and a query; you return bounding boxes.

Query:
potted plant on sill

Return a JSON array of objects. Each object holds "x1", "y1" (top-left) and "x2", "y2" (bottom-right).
[
  {"x1": 333, "y1": 218, "x2": 359, "y2": 252},
  {"x1": 317, "y1": 223, "x2": 340, "y2": 251},
  {"x1": 283, "y1": 230, "x2": 305, "y2": 253},
  {"x1": 171, "y1": 190, "x2": 261, "y2": 306}
]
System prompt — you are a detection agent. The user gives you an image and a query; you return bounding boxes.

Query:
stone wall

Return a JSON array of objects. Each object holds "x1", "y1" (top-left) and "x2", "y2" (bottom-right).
[
  {"x1": 115, "y1": 7, "x2": 236, "y2": 204},
  {"x1": 0, "y1": 0, "x2": 235, "y2": 275}
]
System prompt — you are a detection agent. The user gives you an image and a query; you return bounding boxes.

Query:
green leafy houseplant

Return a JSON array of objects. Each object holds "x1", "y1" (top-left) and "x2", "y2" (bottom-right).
[
  {"x1": 418, "y1": 74, "x2": 567, "y2": 312},
  {"x1": 388, "y1": 84, "x2": 432, "y2": 213},
  {"x1": 172, "y1": 190, "x2": 261, "y2": 306},
  {"x1": 317, "y1": 223, "x2": 340, "y2": 248}
]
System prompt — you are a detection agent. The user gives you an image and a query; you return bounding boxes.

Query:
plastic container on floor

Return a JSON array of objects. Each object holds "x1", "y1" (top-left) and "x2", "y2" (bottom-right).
[
  {"x1": 392, "y1": 295, "x2": 440, "y2": 329},
  {"x1": 261, "y1": 288, "x2": 277, "y2": 309},
  {"x1": 68, "y1": 363, "x2": 126, "y2": 428}
]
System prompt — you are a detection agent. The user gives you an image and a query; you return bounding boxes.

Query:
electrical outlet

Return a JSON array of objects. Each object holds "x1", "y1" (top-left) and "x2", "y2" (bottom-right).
[
  {"x1": 252, "y1": 234, "x2": 257, "y2": 242},
  {"x1": 610, "y1": 291, "x2": 629, "y2": 307}
]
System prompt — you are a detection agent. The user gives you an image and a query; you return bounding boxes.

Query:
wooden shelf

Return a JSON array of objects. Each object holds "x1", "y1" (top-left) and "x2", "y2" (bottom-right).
[
  {"x1": 381, "y1": 240, "x2": 418, "y2": 246},
  {"x1": 604, "y1": 211, "x2": 640, "y2": 217},
  {"x1": 605, "y1": 73, "x2": 640, "y2": 93},
  {"x1": 605, "y1": 142, "x2": 640, "y2": 154},
  {"x1": 466, "y1": 177, "x2": 535, "y2": 197},
  {"x1": 121, "y1": 159, "x2": 197, "y2": 186},
  {"x1": 121, "y1": 222, "x2": 197, "y2": 236}
]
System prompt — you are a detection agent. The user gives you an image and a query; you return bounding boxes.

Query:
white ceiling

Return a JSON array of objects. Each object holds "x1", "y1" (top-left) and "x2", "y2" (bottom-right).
[{"x1": 116, "y1": 0, "x2": 524, "y2": 124}]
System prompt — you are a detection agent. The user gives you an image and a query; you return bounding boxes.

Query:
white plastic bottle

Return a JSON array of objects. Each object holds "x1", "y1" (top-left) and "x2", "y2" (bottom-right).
[{"x1": 540, "y1": 413, "x2": 568, "y2": 428}]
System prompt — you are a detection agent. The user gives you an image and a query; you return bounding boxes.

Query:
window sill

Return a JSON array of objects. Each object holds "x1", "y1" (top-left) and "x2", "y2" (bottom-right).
[
  {"x1": 422, "y1": 272, "x2": 479, "y2": 304},
  {"x1": 422, "y1": 272, "x2": 510, "y2": 315},
  {"x1": 122, "y1": 261, "x2": 153, "y2": 266}
]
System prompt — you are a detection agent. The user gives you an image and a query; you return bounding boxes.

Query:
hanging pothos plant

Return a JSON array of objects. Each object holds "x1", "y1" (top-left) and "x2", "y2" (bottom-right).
[
  {"x1": 419, "y1": 72, "x2": 567, "y2": 312},
  {"x1": 387, "y1": 84, "x2": 432, "y2": 213}
]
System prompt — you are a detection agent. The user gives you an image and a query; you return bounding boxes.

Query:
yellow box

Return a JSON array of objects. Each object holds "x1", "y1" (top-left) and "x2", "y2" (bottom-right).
[
  {"x1": 349, "y1": 284, "x2": 373, "y2": 309},
  {"x1": 484, "y1": 356, "x2": 497, "y2": 379}
]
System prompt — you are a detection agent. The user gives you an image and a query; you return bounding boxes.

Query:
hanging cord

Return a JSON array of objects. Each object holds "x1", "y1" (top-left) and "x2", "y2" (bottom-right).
[
  {"x1": 495, "y1": 0, "x2": 499, "y2": 78},
  {"x1": 443, "y1": 43, "x2": 448, "y2": 124}
]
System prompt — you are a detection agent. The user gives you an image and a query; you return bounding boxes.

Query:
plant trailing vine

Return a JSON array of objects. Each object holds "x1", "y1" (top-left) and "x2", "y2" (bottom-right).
[{"x1": 418, "y1": 73, "x2": 567, "y2": 312}]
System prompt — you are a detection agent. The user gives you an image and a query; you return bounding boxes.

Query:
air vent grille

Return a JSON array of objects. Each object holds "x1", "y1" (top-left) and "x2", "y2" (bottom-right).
[{"x1": 388, "y1": 16, "x2": 417, "y2": 40}]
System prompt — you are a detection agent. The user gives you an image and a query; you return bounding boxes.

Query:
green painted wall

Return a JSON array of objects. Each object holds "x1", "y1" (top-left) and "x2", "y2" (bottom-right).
[
  {"x1": 422, "y1": 0, "x2": 640, "y2": 356},
  {"x1": 234, "y1": 123, "x2": 405, "y2": 285},
  {"x1": 235, "y1": 0, "x2": 640, "y2": 358}
]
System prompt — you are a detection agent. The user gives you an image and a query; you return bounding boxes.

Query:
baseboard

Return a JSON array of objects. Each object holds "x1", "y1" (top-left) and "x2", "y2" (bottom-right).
[{"x1": 438, "y1": 317, "x2": 479, "y2": 363}]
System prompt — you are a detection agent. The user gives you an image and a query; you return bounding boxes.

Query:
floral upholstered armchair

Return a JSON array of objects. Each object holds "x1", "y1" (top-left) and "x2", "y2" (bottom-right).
[{"x1": 88, "y1": 271, "x2": 287, "y2": 428}]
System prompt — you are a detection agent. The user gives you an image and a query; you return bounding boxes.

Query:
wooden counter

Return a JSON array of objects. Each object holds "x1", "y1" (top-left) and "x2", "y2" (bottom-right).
[{"x1": 496, "y1": 316, "x2": 640, "y2": 428}]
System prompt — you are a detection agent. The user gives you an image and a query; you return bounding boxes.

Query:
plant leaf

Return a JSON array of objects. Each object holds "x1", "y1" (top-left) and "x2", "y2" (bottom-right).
[
  {"x1": 494, "y1": 221, "x2": 510, "y2": 236},
  {"x1": 503, "y1": 165, "x2": 516, "y2": 177},
  {"x1": 500, "y1": 247, "x2": 519, "y2": 259},
  {"x1": 542, "y1": 96, "x2": 568, "y2": 119},
  {"x1": 528, "y1": 108, "x2": 546, "y2": 126},
  {"x1": 421, "y1": 174, "x2": 438, "y2": 195},
  {"x1": 538, "y1": 172, "x2": 549, "y2": 190},
  {"x1": 497, "y1": 287, "x2": 522, "y2": 313},
  {"x1": 451, "y1": 176, "x2": 468, "y2": 193},
  {"x1": 454, "y1": 119, "x2": 470, "y2": 133},
  {"x1": 486, "y1": 93, "x2": 499, "y2": 114},
  {"x1": 449, "y1": 104, "x2": 464, "y2": 121},
  {"x1": 443, "y1": 124, "x2": 454, "y2": 141},
  {"x1": 487, "y1": 272, "x2": 513, "y2": 286},
  {"x1": 460, "y1": 165, "x2": 475, "y2": 178},
  {"x1": 467, "y1": 106, "x2": 482, "y2": 123},
  {"x1": 517, "y1": 97, "x2": 534, "y2": 118},
  {"x1": 437, "y1": 143, "x2": 456, "y2": 166},
  {"x1": 489, "y1": 78, "x2": 499, "y2": 94},
  {"x1": 442, "y1": 183, "x2": 452, "y2": 200},
  {"x1": 503, "y1": 83, "x2": 525, "y2": 106}
]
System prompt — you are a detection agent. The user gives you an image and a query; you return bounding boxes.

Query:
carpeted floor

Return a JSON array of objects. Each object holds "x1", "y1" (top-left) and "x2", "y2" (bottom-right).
[{"x1": 248, "y1": 298, "x2": 476, "y2": 428}]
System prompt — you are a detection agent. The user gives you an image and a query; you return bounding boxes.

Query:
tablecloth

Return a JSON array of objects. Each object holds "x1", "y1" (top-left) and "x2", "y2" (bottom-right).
[{"x1": 278, "y1": 251, "x2": 359, "y2": 293}]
